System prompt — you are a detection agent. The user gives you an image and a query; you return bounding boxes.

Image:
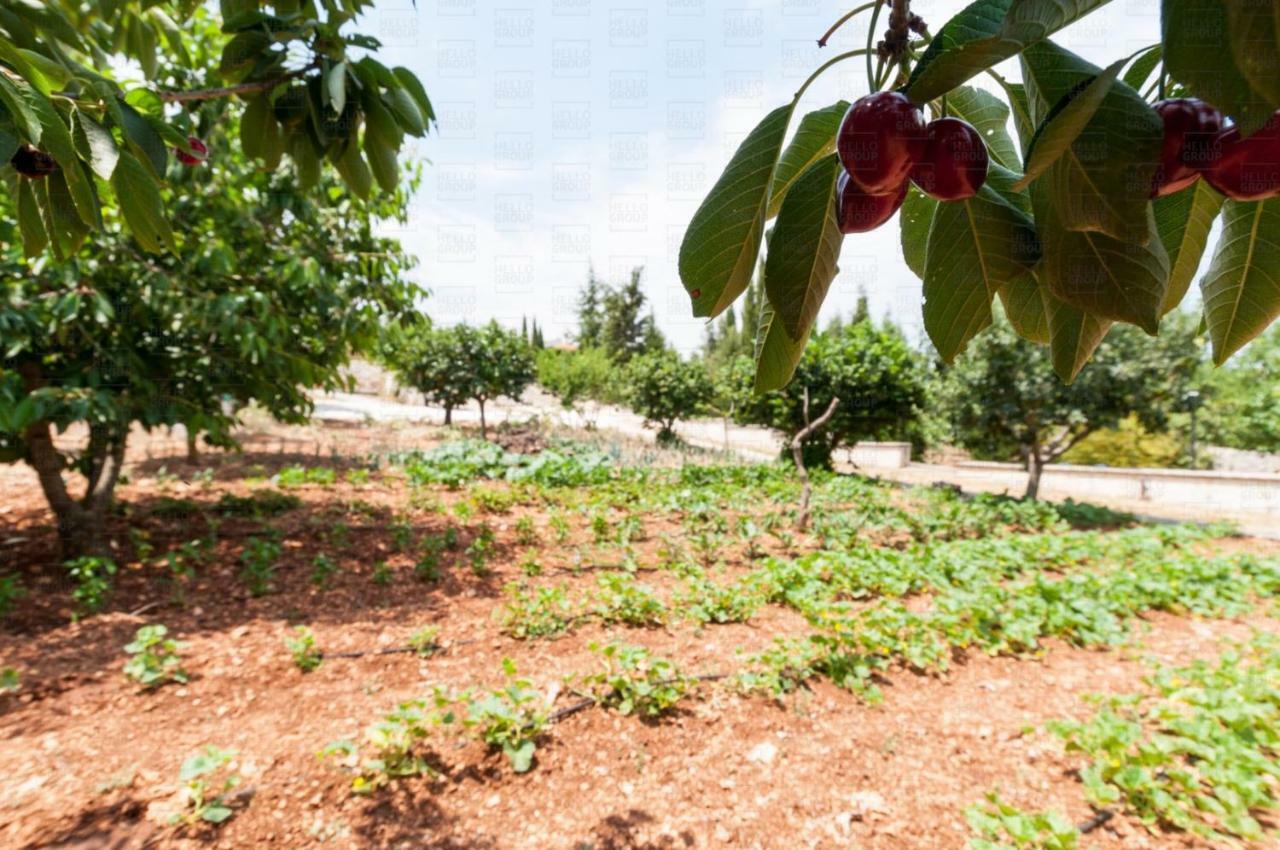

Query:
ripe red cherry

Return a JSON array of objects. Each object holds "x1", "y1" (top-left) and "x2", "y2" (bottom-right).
[
  {"x1": 837, "y1": 91, "x2": 927, "y2": 195},
  {"x1": 1150, "y1": 98, "x2": 1226, "y2": 198},
  {"x1": 835, "y1": 170, "x2": 908, "y2": 234},
  {"x1": 909, "y1": 118, "x2": 989, "y2": 201},
  {"x1": 175, "y1": 136, "x2": 208, "y2": 166},
  {"x1": 1202, "y1": 115, "x2": 1280, "y2": 201}
]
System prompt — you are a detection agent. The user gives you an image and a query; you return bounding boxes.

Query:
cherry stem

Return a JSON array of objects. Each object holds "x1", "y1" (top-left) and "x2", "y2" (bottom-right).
[
  {"x1": 865, "y1": 0, "x2": 886, "y2": 90},
  {"x1": 795, "y1": 48, "x2": 874, "y2": 103},
  {"x1": 817, "y1": 2, "x2": 879, "y2": 48}
]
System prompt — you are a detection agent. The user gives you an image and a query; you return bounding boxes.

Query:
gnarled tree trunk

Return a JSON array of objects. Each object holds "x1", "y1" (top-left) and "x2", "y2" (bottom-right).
[
  {"x1": 24, "y1": 419, "x2": 126, "y2": 559},
  {"x1": 1023, "y1": 442, "x2": 1043, "y2": 501}
]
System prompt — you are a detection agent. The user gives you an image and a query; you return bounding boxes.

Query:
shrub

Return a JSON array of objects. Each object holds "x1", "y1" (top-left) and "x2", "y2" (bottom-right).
[
  {"x1": 623, "y1": 351, "x2": 714, "y2": 443},
  {"x1": 536, "y1": 346, "x2": 622, "y2": 409},
  {"x1": 461, "y1": 659, "x2": 548, "y2": 773}
]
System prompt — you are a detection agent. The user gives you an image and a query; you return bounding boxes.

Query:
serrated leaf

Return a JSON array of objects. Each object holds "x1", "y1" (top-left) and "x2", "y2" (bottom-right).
[
  {"x1": 1021, "y1": 41, "x2": 1161, "y2": 244},
  {"x1": 1154, "y1": 180, "x2": 1224, "y2": 316},
  {"x1": 767, "y1": 101, "x2": 847, "y2": 219},
  {"x1": 1200, "y1": 198, "x2": 1280, "y2": 365},
  {"x1": 999, "y1": 274, "x2": 1050, "y2": 343},
  {"x1": 900, "y1": 186, "x2": 937, "y2": 280},
  {"x1": 923, "y1": 185, "x2": 1040, "y2": 361},
  {"x1": 680, "y1": 103, "x2": 794, "y2": 319},
  {"x1": 1163, "y1": 0, "x2": 1276, "y2": 135},
  {"x1": 1014, "y1": 57, "x2": 1125, "y2": 191},
  {"x1": 119, "y1": 102, "x2": 167, "y2": 175},
  {"x1": 71, "y1": 109, "x2": 119, "y2": 180},
  {"x1": 753, "y1": 298, "x2": 811, "y2": 393},
  {"x1": 0, "y1": 76, "x2": 39, "y2": 144},
  {"x1": 111, "y1": 150, "x2": 175, "y2": 253},
  {"x1": 763, "y1": 154, "x2": 843, "y2": 342},
  {"x1": 45, "y1": 168, "x2": 91, "y2": 256},
  {"x1": 28, "y1": 92, "x2": 97, "y2": 227},
  {"x1": 1035, "y1": 177, "x2": 1169, "y2": 334},
  {"x1": 1046, "y1": 291, "x2": 1112, "y2": 382},
  {"x1": 903, "y1": 0, "x2": 1113, "y2": 104},
  {"x1": 16, "y1": 177, "x2": 47, "y2": 256},
  {"x1": 945, "y1": 86, "x2": 1021, "y2": 172}
]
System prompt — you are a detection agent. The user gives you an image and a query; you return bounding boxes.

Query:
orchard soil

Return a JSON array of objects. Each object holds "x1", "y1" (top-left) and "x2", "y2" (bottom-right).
[{"x1": 1, "y1": 421, "x2": 1277, "y2": 850}]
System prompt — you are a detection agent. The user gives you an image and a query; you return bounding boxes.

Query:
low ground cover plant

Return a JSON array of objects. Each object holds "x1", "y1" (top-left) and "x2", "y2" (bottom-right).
[{"x1": 123, "y1": 625, "x2": 188, "y2": 688}]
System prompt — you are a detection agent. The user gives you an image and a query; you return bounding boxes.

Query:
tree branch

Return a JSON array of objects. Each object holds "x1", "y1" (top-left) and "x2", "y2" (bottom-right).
[
  {"x1": 792, "y1": 395, "x2": 841, "y2": 531},
  {"x1": 156, "y1": 63, "x2": 319, "y2": 104}
]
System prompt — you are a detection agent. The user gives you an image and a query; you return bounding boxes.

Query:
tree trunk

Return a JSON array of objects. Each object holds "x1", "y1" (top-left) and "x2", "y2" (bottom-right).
[
  {"x1": 186, "y1": 429, "x2": 200, "y2": 464},
  {"x1": 792, "y1": 396, "x2": 841, "y2": 531},
  {"x1": 1024, "y1": 443, "x2": 1043, "y2": 500},
  {"x1": 24, "y1": 419, "x2": 126, "y2": 559},
  {"x1": 478, "y1": 399, "x2": 487, "y2": 438},
  {"x1": 443, "y1": 404, "x2": 452, "y2": 426}
]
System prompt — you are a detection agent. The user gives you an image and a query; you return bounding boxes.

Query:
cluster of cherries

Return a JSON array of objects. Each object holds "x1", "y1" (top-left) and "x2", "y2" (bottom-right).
[
  {"x1": 834, "y1": 91, "x2": 989, "y2": 234},
  {"x1": 1151, "y1": 98, "x2": 1280, "y2": 201}
]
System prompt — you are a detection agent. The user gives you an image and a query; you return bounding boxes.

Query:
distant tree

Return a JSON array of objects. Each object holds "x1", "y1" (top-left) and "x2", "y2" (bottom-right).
[
  {"x1": 536, "y1": 347, "x2": 621, "y2": 426},
  {"x1": 624, "y1": 351, "x2": 715, "y2": 444},
  {"x1": 521, "y1": 316, "x2": 529, "y2": 344},
  {"x1": 741, "y1": 321, "x2": 929, "y2": 469},
  {"x1": 1195, "y1": 324, "x2": 1280, "y2": 453},
  {"x1": 704, "y1": 270, "x2": 764, "y2": 370},
  {"x1": 531, "y1": 320, "x2": 545, "y2": 350},
  {"x1": 600, "y1": 267, "x2": 665, "y2": 362},
  {"x1": 707, "y1": 356, "x2": 755, "y2": 451},
  {"x1": 576, "y1": 270, "x2": 606, "y2": 348},
  {"x1": 386, "y1": 322, "x2": 534, "y2": 437},
  {"x1": 944, "y1": 317, "x2": 1198, "y2": 498}
]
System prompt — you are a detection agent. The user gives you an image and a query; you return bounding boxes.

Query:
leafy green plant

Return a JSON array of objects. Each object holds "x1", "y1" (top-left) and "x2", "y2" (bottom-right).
[
  {"x1": 461, "y1": 659, "x2": 548, "y2": 773},
  {"x1": 275, "y1": 464, "x2": 337, "y2": 488},
  {"x1": 371, "y1": 560, "x2": 393, "y2": 586},
  {"x1": 1048, "y1": 635, "x2": 1280, "y2": 844},
  {"x1": 582, "y1": 642, "x2": 692, "y2": 718},
  {"x1": 965, "y1": 792, "x2": 1080, "y2": 850},
  {"x1": 549, "y1": 512, "x2": 571, "y2": 544},
  {"x1": 215, "y1": 491, "x2": 300, "y2": 518},
  {"x1": 407, "y1": 626, "x2": 440, "y2": 657},
  {"x1": 285, "y1": 626, "x2": 323, "y2": 673},
  {"x1": 499, "y1": 583, "x2": 577, "y2": 639},
  {"x1": 518, "y1": 551, "x2": 543, "y2": 577},
  {"x1": 390, "y1": 518, "x2": 414, "y2": 552},
  {"x1": 345, "y1": 468, "x2": 373, "y2": 485},
  {"x1": 514, "y1": 516, "x2": 538, "y2": 545},
  {"x1": 593, "y1": 573, "x2": 668, "y2": 627},
  {"x1": 680, "y1": 575, "x2": 764, "y2": 625},
  {"x1": 122, "y1": 625, "x2": 188, "y2": 689},
  {"x1": 64, "y1": 556, "x2": 117, "y2": 617},
  {"x1": 172, "y1": 746, "x2": 240, "y2": 827},
  {"x1": 238, "y1": 536, "x2": 281, "y2": 597},
  {"x1": 0, "y1": 572, "x2": 25, "y2": 620},
  {"x1": 311, "y1": 553, "x2": 338, "y2": 589},
  {"x1": 467, "y1": 523, "x2": 497, "y2": 576},
  {"x1": 323, "y1": 691, "x2": 453, "y2": 794},
  {"x1": 1, "y1": 667, "x2": 20, "y2": 694}
]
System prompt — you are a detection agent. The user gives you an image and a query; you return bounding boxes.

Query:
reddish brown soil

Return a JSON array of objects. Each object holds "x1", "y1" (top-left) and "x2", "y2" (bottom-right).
[{"x1": 1, "y1": 425, "x2": 1277, "y2": 850}]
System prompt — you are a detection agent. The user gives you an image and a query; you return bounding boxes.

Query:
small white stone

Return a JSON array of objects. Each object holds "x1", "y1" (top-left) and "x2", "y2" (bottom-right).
[{"x1": 746, "y1": 742, "x2": 777, "y2": 765}]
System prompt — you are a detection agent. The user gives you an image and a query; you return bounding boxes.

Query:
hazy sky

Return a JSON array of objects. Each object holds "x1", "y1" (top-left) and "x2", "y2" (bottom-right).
[{"x1": 369, "y1": 0, "x2": 1180, "y2": 351}]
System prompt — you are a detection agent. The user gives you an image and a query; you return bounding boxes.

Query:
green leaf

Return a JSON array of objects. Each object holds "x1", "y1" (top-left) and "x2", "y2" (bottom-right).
[
  {"x1": 72, "y1": 109, "x2": 119, "y2": 180},
  {"x1": 899, "y1": 186, "x2": 937, "y2": 280},
  {"x1": 392, "y1": 67, "x2": 435, "y2": 125},
  {"x1": 767, "y1": 101, "x2": 847, "y2": 219},
  {"x1": 1163, "y1": 0, "x2": 1276, "y2": 135},
  {"x1": 220, "y1": 31, "x2": 271, "y2": 82},
  {"x1": 998, "y1": 274, "x2": 1050, "y2": 344},
  {"x1": 1020, "y1": 41, "x2": 1161, "y2": 245},
  {"x1": 364, "y1": 125, "x2": 399, "y2": 193},
  {"x1": 28, "y1": 92, "x2": 97, "y2": 227},
  {"x1": 333, "y1": 138, "x2": 372, "y2": 200},
  {"x1": 945, "y1": 86, "x2": 1021, "y2": 172},
  {"x1": 119, "y1": 102, "x2": 167, "y2": 176},
  {"x1": 763, "y1": 154, "x2": 843, "y2": 342},
  {"x1": 291, "y1": 133, "x2": 321, "y2": 189},
  {"x1": 1046, "y1": 292, "x2": 1112, "y2": 382},
  {"x1": 201, "y1": 805, "x2": 233, "y2": 824},
  {"x1": 753, "y1": 298, "x2": 811, "y2": 393},
  {"x1": 16, "y1": 177, "x2": 48, "y2": 256},
  {"x1": 45, "y1": 168, "x2": 91, "y2": 256},
  {"x1": 1014, "y1": 57, "x2": 1125, "y2": 191},
  {"x1": 111, "y1": 150, "x2": 175, "y2": 253},
  {"x1": 922, "y1": 185, "x2": 1040, "y2": 361},
  {"x1": 387, "y1": 87, "x2": 426, "y2": 136},
  {"x1": 1223, "y1": 1, "x2": 1280, "y2": 112},
  {"x1": 903, "y1": 0, "x2": 1114, "y2": 103},
  {"x1": 326, "y1": 61, "x2": 347, "y2": 116},
  {"x1": 1200, "y1": 198, "x2": 1280, "y2": 365},
  {"x1": 241, "y1": 94, "x2": 283, "y2": 170},
  {"x1": 680, "y1": 103, "x2": 794, "y2": 319},
  {"x1": 1154, "y1": 180, "x2": 1224, "y2": 316},
  {"x1": 0, "y1": 76, "x2": 40, "y2": 144},
  {"x1": 1122, "y1": 45, "x2": 1162, "y2": 92}
]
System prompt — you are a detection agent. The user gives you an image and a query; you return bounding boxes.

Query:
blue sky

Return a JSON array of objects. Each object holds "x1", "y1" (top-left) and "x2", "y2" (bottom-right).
[{"x1": 369, "y1": 0, "x2": 1178, "y2": 352}]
